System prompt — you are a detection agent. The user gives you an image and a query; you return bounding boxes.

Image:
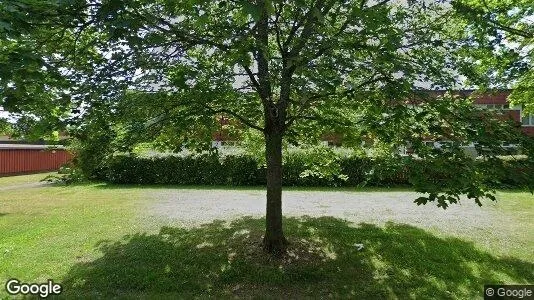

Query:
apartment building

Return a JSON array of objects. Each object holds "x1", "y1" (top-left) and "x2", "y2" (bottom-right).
[{"x1": 211, "y1": 90, "x2": 534, "y2": 149}]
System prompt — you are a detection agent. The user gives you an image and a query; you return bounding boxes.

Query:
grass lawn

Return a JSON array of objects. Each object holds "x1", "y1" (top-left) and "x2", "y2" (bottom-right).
[
  {"x1": 0, "y1": 172, "x2": 54, "y2": 188},
  {"x1": 0, "y1": 173, "x2": 532, "y2": 299}
]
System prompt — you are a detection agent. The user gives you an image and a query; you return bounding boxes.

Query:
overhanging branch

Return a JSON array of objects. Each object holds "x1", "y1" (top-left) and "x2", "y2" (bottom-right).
[{"x1": 202, "y1": 105, "x2": 265, "y2": 133}]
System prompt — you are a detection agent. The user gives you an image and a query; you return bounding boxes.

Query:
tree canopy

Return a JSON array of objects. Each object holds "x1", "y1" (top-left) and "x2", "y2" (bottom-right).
[
  {"x1": 1, "y1": 0, "x2": 532, "y2": 253},
  {"x1": 452, "y1": 0, "x2": 533, "y2": 112}
]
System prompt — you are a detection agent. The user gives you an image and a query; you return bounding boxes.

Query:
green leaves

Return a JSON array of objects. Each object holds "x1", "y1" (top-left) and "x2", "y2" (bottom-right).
[
  {"x1": 452, "y1": 0, "x2": 533, "y2": 109},
  {"x1": 240, "y1": 1, "x2": 262, "y2": 21},
  {"x1": 2, "y1": 0, "x2": 531, "y2": 208}
]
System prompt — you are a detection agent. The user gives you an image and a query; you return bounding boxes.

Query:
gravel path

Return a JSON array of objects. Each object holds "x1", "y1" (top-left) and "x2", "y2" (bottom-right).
[{"x1": 147, "y1": 189, "x2": 500, "y2": 232}]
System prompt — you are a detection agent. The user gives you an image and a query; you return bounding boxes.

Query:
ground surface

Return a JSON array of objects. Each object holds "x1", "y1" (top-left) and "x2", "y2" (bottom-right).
[
  {"x1": 0, "y1": 174, "x2": 532, "y2": 299},
  {"x1": 0, "y1": 172, "x2": 50, "y2": 191},
  {"x1": 151, "y1": 189, "x2": 496, "y2": 229},
  {"x1": 150, "y1": 189, "x2": 533, "y2": 257}
]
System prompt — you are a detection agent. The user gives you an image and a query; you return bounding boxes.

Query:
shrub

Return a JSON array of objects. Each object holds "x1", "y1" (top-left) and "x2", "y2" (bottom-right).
[
  {"x1": 221, "y1": 155, "x2": 265, "y2": 185},
  {"x1": 98, "y1": 151, "x2": 531, "y2": 189},
  {"x1": 477, "y1": 157, "x2": 534, "y2": 189},
  {"x1": 42, "y1": 164, "x2": 85, "y2": 185},
  {"x1": 101, "y1": 153, "x2": 263, "y2": 185},
  {"x1": 282, "y1": 146, "x2": 349, "y2": 187}
]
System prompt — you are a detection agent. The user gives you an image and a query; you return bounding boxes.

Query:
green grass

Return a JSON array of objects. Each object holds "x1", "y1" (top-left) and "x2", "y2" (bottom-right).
[
  {"x1": 0, "y1": 172, "x2": 53, "y2": 187},
  {"x1": 56, "y1": 217, "x2": 533, "y2": 299},
  {"x1": 0, "y1": 174, "x2": 532, "y2": 299},
  {"x1": 0, "y1": 183, "x2": 149, "y2": 284}
]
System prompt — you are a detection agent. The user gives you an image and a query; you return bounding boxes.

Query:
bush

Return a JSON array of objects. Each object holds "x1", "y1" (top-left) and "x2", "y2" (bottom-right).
[
  {"x1": 42, "y1": 164, "x2": 86, "y2": 185},
  {"x1": 282, "y1": 147, "x2": 353, "y2": 186},
  {"x1": 477, "y1": 157, "x2": 534, "y2": 189},
  {"x1": 97, "y1": 152, "x2": 531, "y2": 189},
  {"x1": 221, "y1": 155, "x2": 265, "y2": 185},
  {"x1": 101, "y1": 153, "x2": 264, "y2": 186}
]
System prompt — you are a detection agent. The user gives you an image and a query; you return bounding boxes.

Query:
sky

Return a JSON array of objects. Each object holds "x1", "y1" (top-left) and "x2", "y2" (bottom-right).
[{"x1": 0, "y1": 108, "x2": 8, "y2": 118}]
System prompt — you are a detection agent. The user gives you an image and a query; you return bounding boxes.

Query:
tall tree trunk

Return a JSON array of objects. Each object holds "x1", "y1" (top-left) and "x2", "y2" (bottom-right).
[{"x1": 263, "y1": 131, "x2": 287, "y2": 255}]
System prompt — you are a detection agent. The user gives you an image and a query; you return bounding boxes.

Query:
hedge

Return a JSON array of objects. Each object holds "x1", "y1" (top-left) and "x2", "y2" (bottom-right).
[
  {"x1": 102, "y1": 154, "x2": 266, "y2": 186},
  {"x1": 97, "y1": 153, "x2": 532, "y2": 188}
]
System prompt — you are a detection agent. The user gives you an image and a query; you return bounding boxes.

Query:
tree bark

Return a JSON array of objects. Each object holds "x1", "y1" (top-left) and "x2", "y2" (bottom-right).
[{"x1": 263, "y1": 131, "x2": 288, "y2": 255}]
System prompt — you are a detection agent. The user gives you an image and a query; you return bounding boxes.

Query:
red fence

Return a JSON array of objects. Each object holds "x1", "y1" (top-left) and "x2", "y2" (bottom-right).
[{"x1": 0, "y1": 147, "x2": 72, "y2": 176}]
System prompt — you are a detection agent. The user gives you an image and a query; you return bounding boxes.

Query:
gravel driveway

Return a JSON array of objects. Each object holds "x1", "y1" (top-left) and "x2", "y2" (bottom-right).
[{"x1": 147, "y1": 189, "x2": 501, "y2": 234}]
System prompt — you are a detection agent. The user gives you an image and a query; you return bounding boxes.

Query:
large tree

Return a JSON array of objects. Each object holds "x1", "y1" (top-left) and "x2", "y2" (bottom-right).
[{"x1": 2, "y1": 0, "x2": 531, "y2": 254}]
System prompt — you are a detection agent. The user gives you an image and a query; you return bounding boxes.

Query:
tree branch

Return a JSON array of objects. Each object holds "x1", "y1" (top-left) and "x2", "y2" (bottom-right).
[
  {"x1": 241, "y1": 64, "x2": 260, "y2": 91},
  {"x1": 202, "y1": 105, "x2": 265, "y2": 133}
]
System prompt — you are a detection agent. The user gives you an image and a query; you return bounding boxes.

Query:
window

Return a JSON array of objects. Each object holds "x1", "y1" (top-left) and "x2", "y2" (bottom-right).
[
  {"x1": 423, "y1": 141, "x2": 452, "y2": 148},
  {"x1": 522, "y1": 114, "x2": 534, "y2": 126},
  {"x1": 501, "y1": 142, "x2": 517, "y2": 148},
  {"x1": 476, "y1": 104, "x2": 510, "y2": 110}
]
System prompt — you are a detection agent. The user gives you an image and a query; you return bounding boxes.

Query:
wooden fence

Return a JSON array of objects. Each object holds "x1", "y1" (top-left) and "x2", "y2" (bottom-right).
[{"x1": 0, "y1": 145, "x2": 72, "y2": 176}]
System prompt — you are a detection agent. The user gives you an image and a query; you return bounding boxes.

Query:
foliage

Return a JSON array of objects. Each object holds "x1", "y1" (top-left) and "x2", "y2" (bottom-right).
[
  {"x1": 41, "y1": 164, "x2": 86, "y2": 185},
  {"x1": 282, "y1": 146, "x2": 349, "y2": 186},
  {"x1": 102, "y1": 153, "x2": 261, "y2": 186},
  {"x1": 0, "y1": 1, "x2": 79, "y2": 139},
  {"x1": 1, "y1": 0, "x2": 533, "y2": 241},
  {"x1": 67, "y1": 118, "x2": 118, "y2": 180},
  {"x1": 99, "y1": 152, "x2": 533, "y2": 195},
  {"x1": 0, "y1": 118, "x2": 12, "y2": 135},
  {"x1": 452, "y1": 0, "x2": 534, "y2": 113}
]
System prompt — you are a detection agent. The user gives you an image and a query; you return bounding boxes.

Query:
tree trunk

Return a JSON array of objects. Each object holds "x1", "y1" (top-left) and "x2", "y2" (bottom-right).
[{"x1": 263, "y1": 131, "x2": 288, "y2": 255}]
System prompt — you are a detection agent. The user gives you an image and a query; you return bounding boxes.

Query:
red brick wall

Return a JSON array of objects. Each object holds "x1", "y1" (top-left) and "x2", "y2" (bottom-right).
[
  {"x1": 502, "y1": 110, "x2": 521, "y2": 123},
  {"x1": 472, "y1": 91, "x2": 510, "y2": 105},
  {"x1": 462, "y1": 91, "x2": 534, "y2": 137},
  {"x1": 522, "y1": 127, "x2": 534, "y2": 136}
]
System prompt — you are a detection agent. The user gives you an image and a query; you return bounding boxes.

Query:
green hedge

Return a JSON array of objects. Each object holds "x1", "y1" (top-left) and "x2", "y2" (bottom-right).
[
  {"x1": 102, "y1": 154, "x2": 266, "y2": 186},
  {"x1": 98, "y1": 153, "x2": 414, "y2": 187},
  {"x1": 98, "y1": 153, "x2": 532, "y2": 188}
]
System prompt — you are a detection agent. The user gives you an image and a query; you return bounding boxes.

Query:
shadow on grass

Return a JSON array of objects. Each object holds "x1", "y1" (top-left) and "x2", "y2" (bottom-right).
[{"x1": 60, "y1": 217, "x2": 533, "y2": 299}]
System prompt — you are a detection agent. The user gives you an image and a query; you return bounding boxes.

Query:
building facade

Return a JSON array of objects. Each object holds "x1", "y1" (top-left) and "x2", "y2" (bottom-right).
[
  {"x1": 210, "y1": 90, "x2": 534, "y2": 149},
  {"x1": 469, "y1": 90, "x2": 533, "y2": 136}
]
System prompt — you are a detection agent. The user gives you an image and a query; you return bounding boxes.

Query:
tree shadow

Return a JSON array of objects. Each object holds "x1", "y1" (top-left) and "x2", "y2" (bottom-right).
[{"x1": 59, "y1": 217, "x2": 533, "y2": 299}]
